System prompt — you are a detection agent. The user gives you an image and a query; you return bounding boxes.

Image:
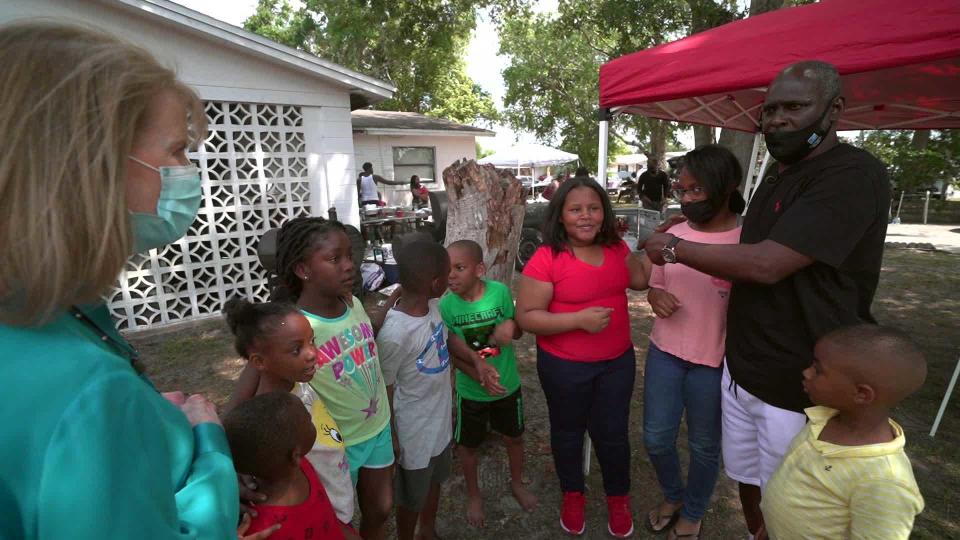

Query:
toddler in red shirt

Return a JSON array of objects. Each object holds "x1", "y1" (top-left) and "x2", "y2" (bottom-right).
[{"x1": 225, "y1": 392, "x2": 359, "y2": 540}]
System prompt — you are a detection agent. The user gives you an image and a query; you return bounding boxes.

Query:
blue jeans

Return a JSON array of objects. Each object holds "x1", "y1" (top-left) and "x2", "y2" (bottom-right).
[
  {"x1": 642, "y1": 342, "x2": 722, "y2": 522},
  {"x1": 537, "y1": 346, "x2": 635, "y2": 496}
]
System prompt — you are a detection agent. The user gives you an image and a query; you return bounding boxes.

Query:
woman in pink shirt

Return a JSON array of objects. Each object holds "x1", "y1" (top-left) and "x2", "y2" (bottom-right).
[
  {"x1": 643, "y1": 145, "x2": 744, "y2": 540},
  {"x1": 516, "y1": 175, "x2": 650, "y2": 538}
]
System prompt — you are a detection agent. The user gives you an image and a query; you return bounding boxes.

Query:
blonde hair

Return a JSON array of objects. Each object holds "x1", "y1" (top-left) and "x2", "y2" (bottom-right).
[{"x1": 0, "y1": 22, "x2": 207, "y2": 325}]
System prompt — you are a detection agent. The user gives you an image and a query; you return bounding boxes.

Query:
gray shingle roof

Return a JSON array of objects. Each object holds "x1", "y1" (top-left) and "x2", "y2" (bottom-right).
[{"x1": 351, "y1": 110, "x2": 495, "y2": 136}]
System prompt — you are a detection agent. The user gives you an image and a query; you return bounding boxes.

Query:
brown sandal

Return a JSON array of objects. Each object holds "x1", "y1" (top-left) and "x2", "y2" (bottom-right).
[
  {"x1": 645, "y1": 507, "x2": 679, "y2": 534},
  {"x1": 667, "y1": 517, "x2": 703, "y2": 540}
]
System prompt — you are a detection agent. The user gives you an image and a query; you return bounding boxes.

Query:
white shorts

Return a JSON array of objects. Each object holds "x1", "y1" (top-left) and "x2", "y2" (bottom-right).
[{"x1": 720, "y1": 361, "x2": 806, "y2": 491}]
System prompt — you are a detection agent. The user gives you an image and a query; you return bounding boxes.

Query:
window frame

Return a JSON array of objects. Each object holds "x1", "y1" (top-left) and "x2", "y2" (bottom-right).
[{"x1": 392, "y1": 146, "x2": 437, "y2": 184}]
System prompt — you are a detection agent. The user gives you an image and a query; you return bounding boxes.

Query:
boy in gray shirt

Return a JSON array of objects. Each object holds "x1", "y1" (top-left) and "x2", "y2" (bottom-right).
[{"x1": 378, "y1": 241, "x2": 499, "y2": 540}]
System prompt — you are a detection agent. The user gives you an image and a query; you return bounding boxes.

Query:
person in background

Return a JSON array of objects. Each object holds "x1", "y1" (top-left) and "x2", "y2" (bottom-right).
[
  {"x1": 410, "y1": 175, "x2": 430, "y2": 209},
  {"x1": 643, "y1": 61, "x2": 891, "y2": 539},
  {"x1": 616, "y1": 171, "x2": 638, "y2": 204},
  {"x1": 542, "y1": 175, "x2": 562, "y2": 201},
  {"x1": 638, "y1": 159, "x2": 672, "y2": 211},
  {"x1": 761, "y1": 325, "x2": 925, "y2": 540},
  {"x1": 0, "y1": 22, "x2": 239, "y2": 538},
  {"x1": 357, "y1": 162, "x2": 406, "y2": 207}
]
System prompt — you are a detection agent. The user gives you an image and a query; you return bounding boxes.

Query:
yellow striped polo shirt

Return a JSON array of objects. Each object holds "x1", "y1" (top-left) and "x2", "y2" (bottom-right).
[{"x1": 762, "y1": 406, "x2": 924, "y2": 540}]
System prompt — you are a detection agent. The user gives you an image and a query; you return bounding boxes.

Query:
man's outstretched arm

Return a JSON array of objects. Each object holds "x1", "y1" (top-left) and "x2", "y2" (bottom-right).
[{"x1": 643, "y1": 233, "x2": 813, "y2": 285}]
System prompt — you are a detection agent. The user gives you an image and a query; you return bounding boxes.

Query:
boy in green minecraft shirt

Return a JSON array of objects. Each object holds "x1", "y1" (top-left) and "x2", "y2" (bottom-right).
[{"x1": 439, "y1": 240, "x2": 538, "y2": 528}]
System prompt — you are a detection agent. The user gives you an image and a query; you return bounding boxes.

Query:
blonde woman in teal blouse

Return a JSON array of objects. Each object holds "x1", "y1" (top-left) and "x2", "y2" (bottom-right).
[{"x1": 0, "y1": 24, "x2": 240, "y2": 538}]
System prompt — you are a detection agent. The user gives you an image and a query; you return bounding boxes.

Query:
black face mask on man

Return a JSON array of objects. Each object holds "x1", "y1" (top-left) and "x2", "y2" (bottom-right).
[{"x1": 764, "y1": 102, "x2": 834, "y2": 165}]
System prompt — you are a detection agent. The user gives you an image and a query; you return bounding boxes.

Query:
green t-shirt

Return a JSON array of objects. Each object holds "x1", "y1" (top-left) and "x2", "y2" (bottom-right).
[
  {"x1": 302, "y1": 296, "x2": 390, "y2": 446},
  {"x1": 439, "y1": 279, "x2": 521, "y2": 402}
]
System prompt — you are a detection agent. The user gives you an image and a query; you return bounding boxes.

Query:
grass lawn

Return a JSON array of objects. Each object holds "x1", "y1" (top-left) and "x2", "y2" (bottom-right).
[{"x1": 130, "y1": 247, "x2": 959, "y2": 539}]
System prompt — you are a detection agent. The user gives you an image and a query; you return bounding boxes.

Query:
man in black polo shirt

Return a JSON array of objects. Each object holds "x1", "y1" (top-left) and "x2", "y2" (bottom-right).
[
  {"x1": 643, "y1": 61, "x2": 890, "y2": 539},
  {"x1": 637, "y1": 160, "x2": 672, "y2": 210}
]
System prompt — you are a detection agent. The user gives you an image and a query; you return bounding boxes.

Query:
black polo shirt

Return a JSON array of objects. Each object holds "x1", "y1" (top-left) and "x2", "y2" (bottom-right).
[
  {"x1": 638, "y1": 170, "x2": 671, "y2": 203},
  {"x1": 726, "y1": 144, "x2": 891, "y2": 412}
]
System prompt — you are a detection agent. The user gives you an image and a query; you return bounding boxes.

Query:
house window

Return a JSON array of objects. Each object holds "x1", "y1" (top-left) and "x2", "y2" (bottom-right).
[
  {"x1": 617, "y1": 165, "x2": 629, "y2": 172},
  {"x1": 393, "y1": 147, "x2": 436, "y2": 184}
]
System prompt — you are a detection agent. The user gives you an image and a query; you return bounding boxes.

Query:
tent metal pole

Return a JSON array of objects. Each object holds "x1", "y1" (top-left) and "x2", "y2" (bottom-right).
[
  {"x1": 597, "y1": 108, "x2": 611, "y2": 189},
  {"x1": 598, "y1": 121, "x2": 609, "y2": 188},
  {"x1": 742, "y1": 132, "x2": 763, "y2": 214},
  {"x1": 930, "y1": 355, "x2": 960, "y2": 437}
]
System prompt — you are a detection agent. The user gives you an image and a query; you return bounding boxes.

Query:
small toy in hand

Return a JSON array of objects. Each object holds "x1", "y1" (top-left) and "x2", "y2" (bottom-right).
[{"x1": 477, "y1": 345, "x2": 501, "y2": 359}]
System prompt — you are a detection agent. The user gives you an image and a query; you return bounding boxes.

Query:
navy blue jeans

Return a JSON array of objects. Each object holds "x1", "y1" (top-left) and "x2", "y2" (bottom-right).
[
  {"x1": 536, "y1": 346, "x2": 635, "y2": 496},
  {"x1": 642, "y1": 342, "x2": 722, "y2": 522}
]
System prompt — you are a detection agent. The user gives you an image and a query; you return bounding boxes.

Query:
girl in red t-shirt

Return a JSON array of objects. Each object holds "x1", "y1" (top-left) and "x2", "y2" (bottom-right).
[{"x1": 516, "y1": 176, "x2": 651, "y2": 538}]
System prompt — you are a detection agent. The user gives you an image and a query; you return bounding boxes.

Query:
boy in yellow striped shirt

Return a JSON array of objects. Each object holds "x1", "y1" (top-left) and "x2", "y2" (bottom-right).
[{"x1": 761, "y1": 325, "x2": 925, "y2": 540}]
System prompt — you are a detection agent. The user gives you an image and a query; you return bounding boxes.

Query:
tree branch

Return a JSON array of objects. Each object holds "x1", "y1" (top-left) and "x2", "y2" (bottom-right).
[{"x1": 611, "y1": 131, "x2": 646, "y2": 153}]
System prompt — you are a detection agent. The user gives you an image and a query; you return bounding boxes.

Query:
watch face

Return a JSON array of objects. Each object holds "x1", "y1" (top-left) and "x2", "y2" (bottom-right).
[{"x1": 661, "y1": 247, "x2": 677, "y2": 263}]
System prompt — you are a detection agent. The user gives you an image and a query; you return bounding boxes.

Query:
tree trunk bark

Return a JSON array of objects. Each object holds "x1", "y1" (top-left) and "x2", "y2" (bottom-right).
[
  {"x1": 911, "y1": 129, "x2": 930, "y2": 150},
  {"x1": 718, "y1": 0, "x2": 786, "y2": 191},
  {"x1": 649, "y1": 119, "x2": 669, "y2": 168},
  {"x1": 693, "y1": 125, "x2": 715, "y2": 147},
  {"x1": 718, "y1": 128, "x2": 759, "y2": 191},
  {"x1": 442, "y1": 159, "x2": 526, "y2": 285}
]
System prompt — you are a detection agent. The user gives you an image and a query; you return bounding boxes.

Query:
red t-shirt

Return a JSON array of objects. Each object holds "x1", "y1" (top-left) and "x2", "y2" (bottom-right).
[
  {"x1": 246, "y1": 458, "x2": 345, "y2": 540},
  {"x1": 522, "y1": 241, "x2": 632, "y2": 361}
]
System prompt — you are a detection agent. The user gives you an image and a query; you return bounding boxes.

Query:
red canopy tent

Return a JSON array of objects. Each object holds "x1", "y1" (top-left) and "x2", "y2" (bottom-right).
[{"x1": 594, "y1": 0, "x2": 960, "y2": 190}]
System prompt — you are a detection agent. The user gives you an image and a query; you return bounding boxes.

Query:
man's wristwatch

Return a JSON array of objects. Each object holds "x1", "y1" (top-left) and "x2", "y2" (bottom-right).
[{"x1": 661, "y1": 235, "x2": 681, "y2": 264}]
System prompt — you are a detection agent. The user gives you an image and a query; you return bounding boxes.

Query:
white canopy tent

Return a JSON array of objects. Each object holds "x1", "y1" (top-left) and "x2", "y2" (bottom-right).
[{"x1": 478, "y1": 142, "x2": 579, "y2": 169}]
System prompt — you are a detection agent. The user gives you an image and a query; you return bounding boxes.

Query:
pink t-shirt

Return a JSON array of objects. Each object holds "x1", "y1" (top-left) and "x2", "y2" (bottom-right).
[
  {"x1": 649, "y1": 221, "x2": 742, "y2": 367},
  {"x1": 523, "y1": 240, "x2": 632, "y2": 362}
]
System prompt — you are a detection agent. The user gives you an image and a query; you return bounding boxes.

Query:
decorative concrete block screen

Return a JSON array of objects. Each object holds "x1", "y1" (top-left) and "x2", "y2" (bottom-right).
[{"x1": 108, "y1": 101, "x2": 311, "y2": 331}]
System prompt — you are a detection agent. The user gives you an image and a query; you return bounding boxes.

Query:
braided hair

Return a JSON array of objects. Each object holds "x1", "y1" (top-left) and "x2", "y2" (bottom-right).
[{"x1": 273, "y1": 216, "x2": 347, "y2": 302}]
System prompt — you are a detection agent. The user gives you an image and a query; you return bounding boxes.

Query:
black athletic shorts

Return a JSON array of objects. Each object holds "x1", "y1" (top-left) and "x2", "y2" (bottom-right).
[{"x1": 454, "y1": 388, "x2": 525, "y2": 448}]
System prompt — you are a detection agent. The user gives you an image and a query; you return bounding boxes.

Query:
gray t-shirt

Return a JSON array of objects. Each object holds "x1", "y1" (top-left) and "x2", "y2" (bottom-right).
[{"x1": 378, "y1": 298, "x2": 452, "y2": 470}]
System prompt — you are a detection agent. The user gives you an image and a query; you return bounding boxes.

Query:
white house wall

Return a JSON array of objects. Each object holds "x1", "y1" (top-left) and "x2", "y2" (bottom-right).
[{"x1": 352, "y1": 134, "x2": 478, "y2": 206}]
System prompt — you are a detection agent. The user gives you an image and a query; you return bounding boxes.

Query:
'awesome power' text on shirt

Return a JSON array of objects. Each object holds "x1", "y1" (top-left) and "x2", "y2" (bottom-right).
[{"x1": 302, "y1": 297, "x2": 390, "y2": 447}]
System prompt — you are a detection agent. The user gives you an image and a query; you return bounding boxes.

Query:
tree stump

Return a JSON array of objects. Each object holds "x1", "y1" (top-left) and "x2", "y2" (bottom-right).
[{"x1": 442, "y1": 159, "x2": 526, "y2": 285}]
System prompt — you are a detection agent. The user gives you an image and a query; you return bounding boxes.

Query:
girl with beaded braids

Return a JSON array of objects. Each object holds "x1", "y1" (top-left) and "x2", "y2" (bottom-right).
[{"x1": 230, "y1": 217, "x2": 395, "y2": 540}]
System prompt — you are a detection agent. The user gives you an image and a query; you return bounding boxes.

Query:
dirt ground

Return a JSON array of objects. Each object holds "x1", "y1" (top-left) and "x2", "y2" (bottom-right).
[{"x1": 130, "y1": 247, "x2": 960, "y2": 539}]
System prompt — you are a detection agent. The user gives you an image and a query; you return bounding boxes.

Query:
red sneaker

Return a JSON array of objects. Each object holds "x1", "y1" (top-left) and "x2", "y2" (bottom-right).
[
  {"x1": 560, "y1": 491, "x2": 586, "y2": 535},
  {"x1": 606, "y1": 495, "x2": 634, "y2": 538}
]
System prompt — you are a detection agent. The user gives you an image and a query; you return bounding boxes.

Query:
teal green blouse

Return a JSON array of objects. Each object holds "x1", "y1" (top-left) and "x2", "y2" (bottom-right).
[{"x1": 0, "y1": 304, "x2": 239, "y2": 538}]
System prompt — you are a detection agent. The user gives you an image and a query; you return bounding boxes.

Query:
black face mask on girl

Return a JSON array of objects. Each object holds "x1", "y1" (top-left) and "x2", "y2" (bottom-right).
[
  {"x1": 680, "y1": 199, "x2": 720, "y2": 224},
  {"x1": 763, "y1": 105, "x2": 833, "y2": 165}
]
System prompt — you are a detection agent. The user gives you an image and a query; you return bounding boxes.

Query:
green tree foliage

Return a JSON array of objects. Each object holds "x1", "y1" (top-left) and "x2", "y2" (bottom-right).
[
  {"x1": 244, "y1": 0, "x2": 501, "y2": 125},
  {"x1": 499, "y1": 0, "x2": 741, "y2": 168},
  {"x1": 857, "y1": 130, "x2": 960, "y2": 194}
]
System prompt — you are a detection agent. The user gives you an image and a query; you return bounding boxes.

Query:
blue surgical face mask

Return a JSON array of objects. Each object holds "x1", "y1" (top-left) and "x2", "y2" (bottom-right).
[{"x1": 128, "y1": 156, "x2": 202, "y2": 253}]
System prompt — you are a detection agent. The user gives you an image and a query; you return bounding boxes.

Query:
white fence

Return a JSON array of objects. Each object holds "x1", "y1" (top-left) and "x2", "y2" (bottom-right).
[{"x1": 108, "y1": 101, "x2": 312, "y2": 331}]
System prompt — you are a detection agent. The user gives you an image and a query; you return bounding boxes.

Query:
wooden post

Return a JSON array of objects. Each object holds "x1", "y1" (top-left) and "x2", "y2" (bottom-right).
[{"x1": 443, "y1": 159, "x2": 526, "y2": 285}]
